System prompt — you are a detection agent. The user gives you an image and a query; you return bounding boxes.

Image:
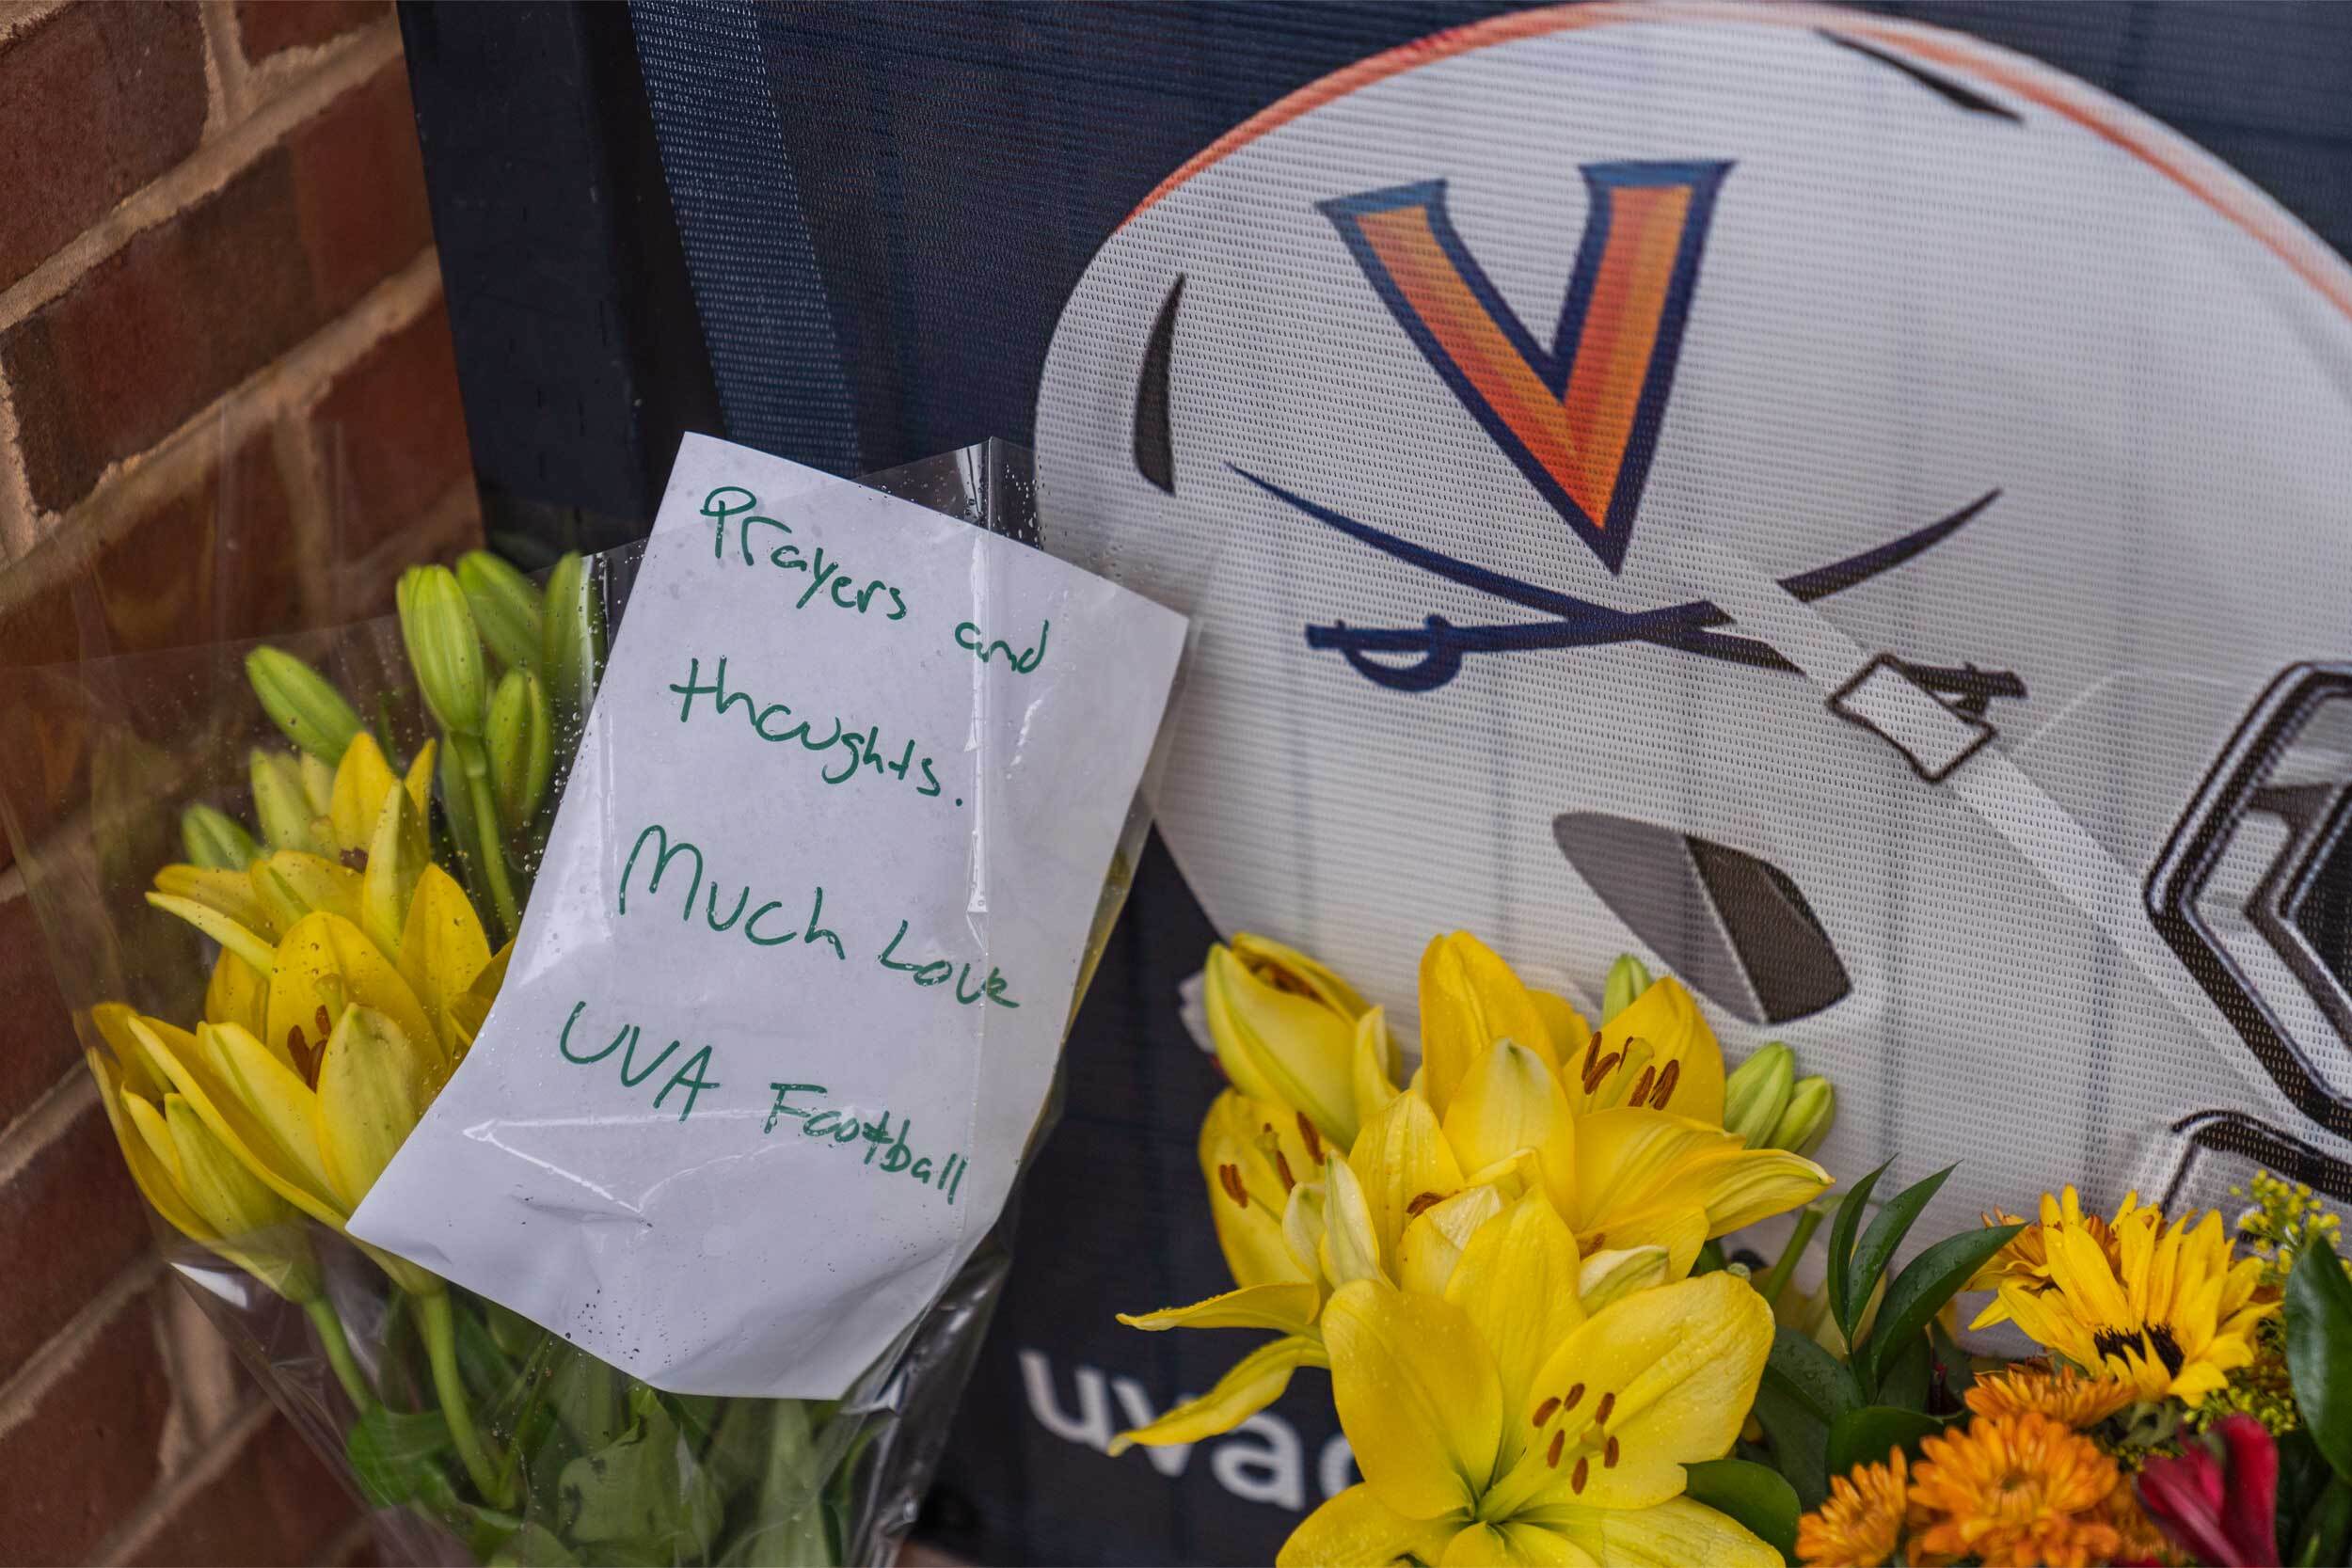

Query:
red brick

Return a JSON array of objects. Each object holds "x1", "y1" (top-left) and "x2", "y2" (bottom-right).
[
  {"x1": 0, "y1": 1091, "x2": 155, "y2": 1381},
  {"x1": 126, "y1": 1407, "x2": 362, "y2": 1567},
  {"x1": 288, "y1": 61, "x2": 434, "y2": 319},
  {"x1": 0, "y1": 888, "x2": 77, "y2": 1129},
  {"x1": 0, "y1": 5, "x2": 208, "y2": 289},
  {"x1": 2, "y1": 62, "x2": 436, "y2": 512},
  {"x1": 310, "y1": 300, "x2": 475, "y2": 559},
  {"x1": 91, "y1": 432, "x2": 304, "y2": 650},
  {"x1": 0, "y1": 582, "x2": 90, "y2": 879},
  {"x1": 3, "y1": 158, "x2": 318, "y2": 513},
  {"x1": 0, "y1": 1277, "x2": 174, "y2": 1565},
  {"x1": 235, "y1": 0, "x2": 389, "y2": 62}
]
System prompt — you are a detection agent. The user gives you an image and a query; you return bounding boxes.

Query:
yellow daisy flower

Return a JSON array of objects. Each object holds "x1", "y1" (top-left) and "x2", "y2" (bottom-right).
[
  {"x1": 1981, "y1": 1190, "x2": 2275, "y2": 1405},
  {"x1": 1796, "y1": 1446, "x2": 1908, "y2": 1568},
  {"x1": 1963, "y1": 1362, "x2": 2133, "y2": 1430},
  {"x1": 1907, "y1": 1412, "x2": 2123, "y2": 1568}
]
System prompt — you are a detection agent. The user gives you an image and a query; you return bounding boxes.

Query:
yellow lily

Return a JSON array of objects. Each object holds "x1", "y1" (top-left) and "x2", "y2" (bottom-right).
[
  {"x1": 1111, "y1": 1090, "x2": 1333, "y2": 1450},
  {"x1": 1206, "y1": 934, "x2": 1381, "y2": 1149},
  {"x1": 87, "y1": 1006, "x2": 318, "y2": 1304},
  {"x1": 1279, "y1": 1200, "x2": 1779, "y2": 1568},
  {"x1": 1562, "y1": 974, "x2": 1725, "y2": 1125}
]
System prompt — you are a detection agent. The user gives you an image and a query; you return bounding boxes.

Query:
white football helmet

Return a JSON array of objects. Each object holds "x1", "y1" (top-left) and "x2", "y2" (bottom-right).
[{"x1": 1033, "y1": 3, "x2": 2352, "y2": 1230}]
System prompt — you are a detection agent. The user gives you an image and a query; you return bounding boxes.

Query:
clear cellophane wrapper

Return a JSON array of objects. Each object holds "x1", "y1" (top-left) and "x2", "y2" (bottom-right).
[{"x1": 0, "y1": 441, "x2": 1158, "y2": 1565}]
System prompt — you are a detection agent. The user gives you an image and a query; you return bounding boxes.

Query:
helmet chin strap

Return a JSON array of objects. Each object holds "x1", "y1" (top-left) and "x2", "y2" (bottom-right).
[{"x1": 1656, "y1": 524, "x2": 2352, "y2": 1193}]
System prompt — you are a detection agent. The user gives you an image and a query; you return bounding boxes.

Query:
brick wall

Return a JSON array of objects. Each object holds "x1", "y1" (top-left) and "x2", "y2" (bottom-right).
[{"x1": 0, "y1": 3, "x2": 478, "y2": 1562}]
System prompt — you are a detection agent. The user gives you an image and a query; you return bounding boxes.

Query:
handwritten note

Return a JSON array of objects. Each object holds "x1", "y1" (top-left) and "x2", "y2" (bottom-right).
[{"x1": 350, "y1": 436, "x2": 1186, "y2": 1398}]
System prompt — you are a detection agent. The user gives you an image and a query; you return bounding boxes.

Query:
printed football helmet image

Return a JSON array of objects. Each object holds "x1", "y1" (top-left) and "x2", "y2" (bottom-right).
[{"x1": 1032, "y1": 3, "x2": 2352, "y2": 1229}]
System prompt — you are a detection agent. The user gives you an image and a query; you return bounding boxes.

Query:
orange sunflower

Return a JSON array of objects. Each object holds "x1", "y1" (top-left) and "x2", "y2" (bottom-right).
[{"x1": 1907, "y1": 1411, "x2": 2124, "y2": 1568}]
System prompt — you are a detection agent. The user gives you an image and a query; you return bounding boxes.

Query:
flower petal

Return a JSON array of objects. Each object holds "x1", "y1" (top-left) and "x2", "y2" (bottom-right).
[
  {"x1": 152, "y1": 864, "x2": 282, "y2": 942},
  {"x1": 1323, "y1": 1280, "x2": 1502, "y2": 1522},
  {"x1": 145, "y1": 892, "x2": 278, "y2": 977},
  {"x1": 87, "y1": 1049, "x2": 215, "y2": 1246},
  {"x1": 328, "y1": 732, "x2": 402, "y2": 852},
  {"x1": 1508, "y1": 1273, "x2": 1772, "y2": 1513},
  {"x1": 1108, "y1": 1334, "x2": 1327, "y2": 1453},
  {"x1": 1568, "y1": 977, "x2": 1724, "y2": 1125},
  {"x1": 1534, "y1": 1497, "x2": 1781, "y2": 1568},
  {"x1": 1397, "y1": 1185, "x2": 1507, "y2": 1297},
  {"x1": 396, "y1": 864, "x2": 492, "y2": 1066},
  {"x1": 202, "y1": 950, "x2": 272, "y2": 1041},
  {"x1": 1446, "y1": 1193, "x2": 1584, "y2": 1472},
  {"x1": 1439, "y1": 1522, "x2": 1598, "y2": 1567},
  {"x1": 1351, "y1": 1091, "x2": 1465, "y2": 1262},
  {"x1": 313, "y1": 1006, "x2": 430, "y2": 1212},
  {"x1": 1119, "y1": 1282, "x2": 1322, "y2": 1334},
  {"x1": 1278, "y1": 1483, "x2": 1464, "y2": 1568},
  {"x1": 265, "y1": 911, "x2": 437, "y2": 1081},
  {"x1": 1323, "y1": 1155, "x2": 1389, "y2": 1287},
  {"x1": 1570, "y1": 1108, "x2": 1828, "y2": 1249},
  {"x1": 1418, "y1": 933, "x2": 1551, "y2": 1117},
  {"x1": 155, "y1": 1022, "x2": 344, "y2": 1229},
  {"x1": 1529, "y1": 990, "x2": 1587, "y2": 1077},
  {"x1": 1443, "y1": 1041, "x2": 1577, "y2": 1219},
  {"x1": 1207, "y1": 942, "x2": 1361, "y2": 1147},
  {"x1": 1576, "y1": 1246, "x2": 1672, "y2": 1313}
]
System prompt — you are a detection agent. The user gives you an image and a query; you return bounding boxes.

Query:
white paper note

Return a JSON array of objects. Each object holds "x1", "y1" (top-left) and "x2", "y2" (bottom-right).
[{"x1": 351, "y1": 436, "x2": 1186, "y2": 1398}]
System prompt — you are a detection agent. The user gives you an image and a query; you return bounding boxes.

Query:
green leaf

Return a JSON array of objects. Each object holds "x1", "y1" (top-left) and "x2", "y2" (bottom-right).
[
  {"x1": 345, "y1": 1403, "x2": 453, "y2": 1507},
  {"x1": 1748, "y1": 1376, "x2": 1829, "y2": 1513},
  {"x1": 1826, "y1": 1405, "x2": 1941, "y2": 1481},
  {"x1": 1861, "y1": 1223, "x2": 2023, "y2": 1389},
  {"x1": 1843, "y1": 1164, "x2": 1953, "y2": 1336},
  {"x1": 1684, "y1": 1458, "x2": 1801, "y2": 1563},
  {"x1": 488, "y1": 1522, "x2": 578, "y2": 1567},
  {"x1": 1929, "y1": 1316, "x2": 1976, "y2": 1406},
  {"x1": 2287, "y1": 1235, "x2": 2352, "y2": 1483},
  {"x1": 1765, "y1": 1326, "x2": 1862, "y2": 1423},
  {"x1": 1825, "y1": 1164, "x2": 1887, "y2": 1344},
  {"x1": 1873, "y1": 1332, "x2": 1933, "y2": 1412},
  {"x1": 559, "y1": 1386, "x2": 724, "y2": 1559},
  {"x1": 2296, "y1": 1476, "x2": 2352, "y2": 1568}
]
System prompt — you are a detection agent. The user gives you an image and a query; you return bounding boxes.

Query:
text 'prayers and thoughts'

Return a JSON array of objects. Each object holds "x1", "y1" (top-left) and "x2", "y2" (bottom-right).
[{"x1": 353, "y1": 436, "x2": 1186, "y2": 1399}]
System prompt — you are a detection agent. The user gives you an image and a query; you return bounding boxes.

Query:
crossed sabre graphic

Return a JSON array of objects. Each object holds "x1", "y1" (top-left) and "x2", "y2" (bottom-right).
[{"x1": 1234, "y1": 467, "x2": 2022, "y2": 706}]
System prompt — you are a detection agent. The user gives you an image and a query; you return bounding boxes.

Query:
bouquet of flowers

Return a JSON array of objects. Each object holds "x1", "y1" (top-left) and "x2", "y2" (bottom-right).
[
  {"x1": 0, "y1": 445, "x2": 1089, "y2": 1566},
  {"x1": 1127, "y1": 930, "x2": 2352, "y2": 1568}
]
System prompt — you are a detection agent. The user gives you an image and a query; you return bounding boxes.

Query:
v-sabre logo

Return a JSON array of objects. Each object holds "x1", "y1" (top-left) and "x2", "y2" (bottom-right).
[
  {"x1": 1320, "y1": 162, "x2": 1729, "y2": 574},
  {"x1": 1239, "y1": 159, "x2": 2016, "y2": 718}
]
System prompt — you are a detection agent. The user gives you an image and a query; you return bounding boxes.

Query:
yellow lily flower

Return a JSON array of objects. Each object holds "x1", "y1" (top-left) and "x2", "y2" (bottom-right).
[
  {"x1": 86, "y1": 1008, "x2": 318, "y2": 1303},
  {"x1": 1559, "y1": 974, "x2": 1724, "y2": 1124},
  {"x1": 1206, "y1": 934, "x2": 1377, "y2": 1148},
  {"x1": 326, "y1": 732, "x2": 436, "y2": 855},
  {"x1": 1124, "y1": 933, "x2": 1827, "y2": 1457},
  {"x1": 1279, "y1": 1211, "x2": 1779, "y2": 1568}
]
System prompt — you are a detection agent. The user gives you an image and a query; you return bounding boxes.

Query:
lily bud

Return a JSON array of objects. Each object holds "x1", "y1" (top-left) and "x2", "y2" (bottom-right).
[
  {"x1": 245, "y1": 647, "x2": 362, "y2": 763},
  {"x1": 361, "y1": 786, "x2": 430, "y2": 959},
  {"x1": 486, "y1": 670, "x2": 553, "y2": 831},
  {"x1": 1771, "y1": 1076, "x2": 1836, "y2": 1157},
  {"x1": 457, "y1": 550, "x2": 545, "y2": 676},
  {"x1": 1602, "y1": 953, "x2": 1651, "y2": 1022},
  {"x1": 542, "y1": 551, "x2": 604, "y2": 725},
  {"x1": 1203, "y1": 934, "x2": 1369, "y2": 1149},
  {"x1": 1724, "y1": 1041, "x2": 1795, "y2": 1148},
  {"x1": 250, "y1": 749, "x2": 323, "y2": 854},
  {"x1": 181, "y1": 804, "x2": 258, "y2": 870},
  {"x1": 397, "y1": 565, "x2": 489, "y2": 736}
]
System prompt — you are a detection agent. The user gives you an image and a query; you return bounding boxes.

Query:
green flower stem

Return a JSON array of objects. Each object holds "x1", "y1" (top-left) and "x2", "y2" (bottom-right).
[
  {"x1": 1757, "y1": 1205, "x2": 1824, "y2": 1308},
  {"x1": 302, "y1": 1294, "x2": 375, "y2": 1411},
  {"x1": 419, "y1": 1289, "x2": 512, "y2": 1509},
  {"x1": 451, "y1": 735, "x2": 518, "y2": 939}
]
